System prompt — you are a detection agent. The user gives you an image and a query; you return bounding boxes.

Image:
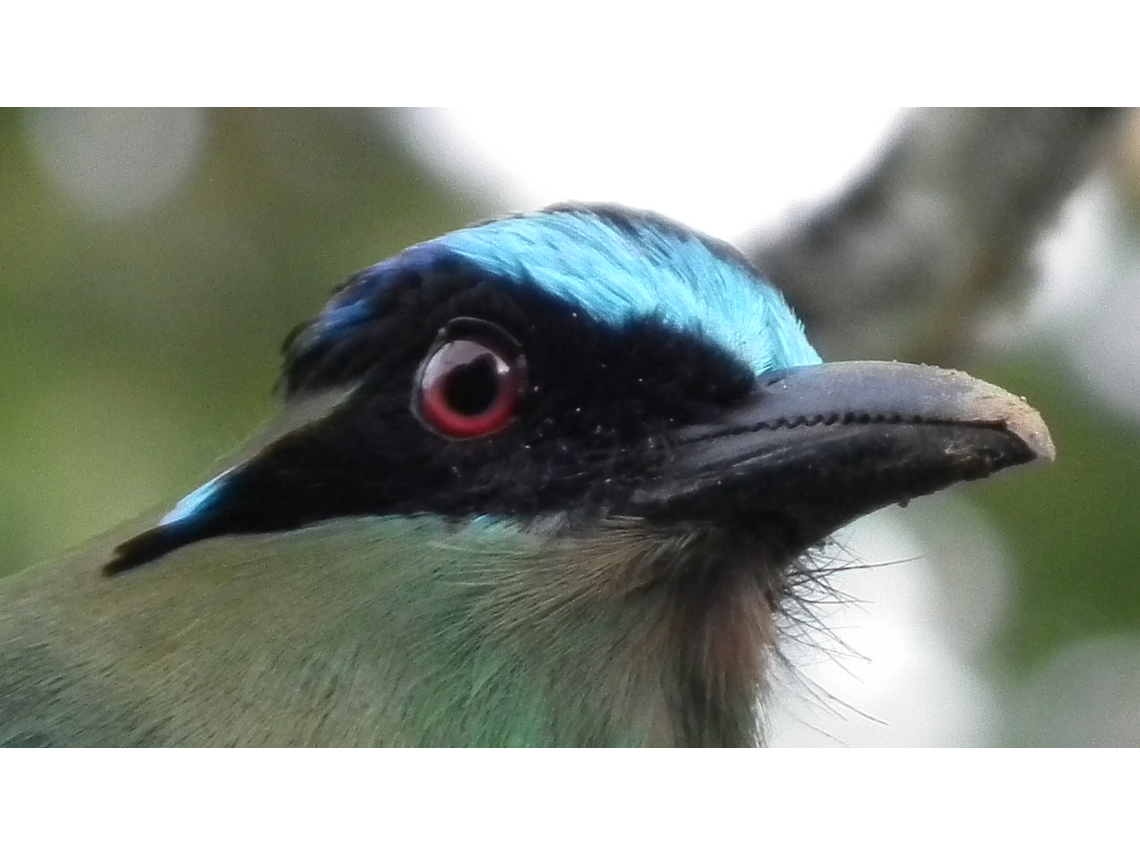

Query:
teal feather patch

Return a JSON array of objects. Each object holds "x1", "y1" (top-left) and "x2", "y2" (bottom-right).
[
  {"x1": 435, "y1": 208, "x2": 821, "y2": 374},
  {"x1": 313, "y1": 205, "x2": 821, "y2": 376}
]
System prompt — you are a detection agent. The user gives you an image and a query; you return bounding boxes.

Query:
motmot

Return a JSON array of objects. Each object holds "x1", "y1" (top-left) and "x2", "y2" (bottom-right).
[{"x1": 0, "y1": 204, "x2": 1054, "y2": 746}]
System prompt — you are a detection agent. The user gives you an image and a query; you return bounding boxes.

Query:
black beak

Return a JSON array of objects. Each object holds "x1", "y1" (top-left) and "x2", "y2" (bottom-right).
[{"x1": 633, "y1": 361, "x2": 1055, "y2": 543}]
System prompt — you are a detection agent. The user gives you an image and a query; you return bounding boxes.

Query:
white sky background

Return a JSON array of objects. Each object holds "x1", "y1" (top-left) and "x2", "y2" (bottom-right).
[{"x1": 397, "y1": 107, "x2": 908, "y2": 240}]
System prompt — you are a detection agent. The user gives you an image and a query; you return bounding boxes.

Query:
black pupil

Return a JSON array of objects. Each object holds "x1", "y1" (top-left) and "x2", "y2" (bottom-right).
[{"x1": 443, "y1": 354, "x2": 502, "y2": 416}]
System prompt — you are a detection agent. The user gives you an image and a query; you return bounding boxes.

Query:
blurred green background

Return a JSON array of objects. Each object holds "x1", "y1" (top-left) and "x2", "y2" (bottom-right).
[
  {"x1": 0, "y1": 109, "x2": 477, "y2": 566},
  {"x1": 2, "y1": 108, "x2": 1138, "y2": 746}
]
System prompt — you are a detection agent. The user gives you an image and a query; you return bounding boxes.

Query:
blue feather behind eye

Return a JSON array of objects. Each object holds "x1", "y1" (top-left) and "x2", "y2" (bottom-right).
[
  {"x1": 159, "y1": 467, "x2": 235, "y2": 527},
  {"x1": 309, "y1": 206, "x2": 821, "y2": 376}
]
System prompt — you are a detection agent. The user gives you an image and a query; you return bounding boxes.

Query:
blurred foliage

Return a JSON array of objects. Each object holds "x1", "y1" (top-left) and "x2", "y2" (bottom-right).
[
  {"x1": 976, "y1": 130, "x2": 1140, "y2": 724},
  {"x1": 976, "y1": 351, "x2": 1140, "y2": 673},
  {"x1": 0, "y1": 108, "x2": 475, "y2": 573}
]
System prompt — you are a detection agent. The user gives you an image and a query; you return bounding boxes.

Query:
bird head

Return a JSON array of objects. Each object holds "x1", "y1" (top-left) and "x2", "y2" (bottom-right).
[{"x1": 102, "y1": 203, "x2": 1054, "y2": 746}]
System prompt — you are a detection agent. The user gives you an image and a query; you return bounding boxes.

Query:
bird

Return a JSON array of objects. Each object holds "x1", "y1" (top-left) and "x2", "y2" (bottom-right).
[{"x1": 0, "y1": 203, "x2": 1054, "y2": 747}]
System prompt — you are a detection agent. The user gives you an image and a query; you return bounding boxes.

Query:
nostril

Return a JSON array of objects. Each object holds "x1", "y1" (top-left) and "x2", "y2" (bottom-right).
[{"x1": 758, "y1": 369, "x2": 794, "y2": 388}]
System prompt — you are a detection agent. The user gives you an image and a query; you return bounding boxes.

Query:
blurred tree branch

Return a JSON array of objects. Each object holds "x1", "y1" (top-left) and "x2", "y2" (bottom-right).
[{"x1": 746, "y1": 108, "x2": 1128, "y2": 363}]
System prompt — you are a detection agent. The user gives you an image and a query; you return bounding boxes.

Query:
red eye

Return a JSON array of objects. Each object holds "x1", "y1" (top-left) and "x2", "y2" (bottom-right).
[{"x1": 414, "y1": 333, "x2": 526, "y2": 439}]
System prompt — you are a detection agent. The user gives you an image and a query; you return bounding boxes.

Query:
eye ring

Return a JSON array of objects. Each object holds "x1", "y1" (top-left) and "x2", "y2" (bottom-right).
[{"x1": 413, "y1": 319, "x2": 527, "y2": 440}]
